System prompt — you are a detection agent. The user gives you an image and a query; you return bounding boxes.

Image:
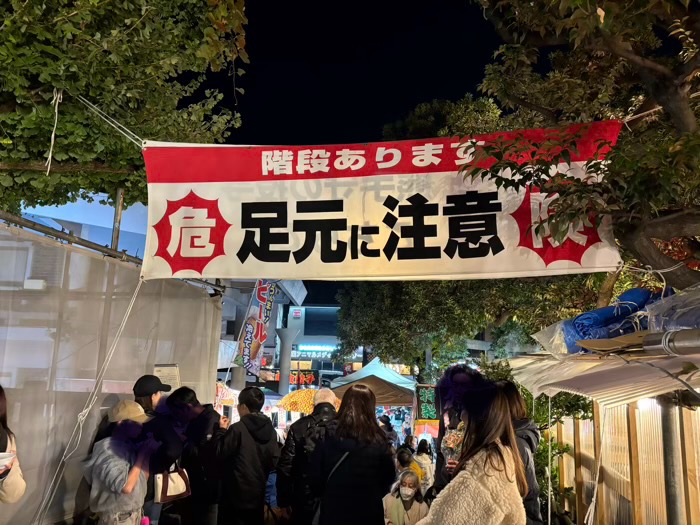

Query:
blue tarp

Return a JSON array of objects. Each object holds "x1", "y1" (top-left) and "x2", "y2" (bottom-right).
[{"x1": 563, "y1": 287, "x2": 672, "y2": 353}]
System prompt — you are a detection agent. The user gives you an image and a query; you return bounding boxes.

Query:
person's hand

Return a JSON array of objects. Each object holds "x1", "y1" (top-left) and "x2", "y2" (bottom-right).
[
  {"x1": 445, "y1": 459, "x2": 458, "y2": 475},
  {"x1": 0, "y1": 457, "x2": 15, "y2": 477},
  {"x1": 220, "y1": 416, "x2": 230, "y2": 430}
]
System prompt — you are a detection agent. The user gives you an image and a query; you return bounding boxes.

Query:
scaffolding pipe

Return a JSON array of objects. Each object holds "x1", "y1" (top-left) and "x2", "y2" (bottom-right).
[
  {"x1": 0, "y1": 209, "x2": 225, "y2": 292},
  {"x1": 644, "y1": 329, "x2": 700, "y2": 355},
  {"x1": 659, "y1": 395, "x2": 684, "y2": 525},
  {"x1": 111, "y1": 187, "x2": 124, "y2": 250}
]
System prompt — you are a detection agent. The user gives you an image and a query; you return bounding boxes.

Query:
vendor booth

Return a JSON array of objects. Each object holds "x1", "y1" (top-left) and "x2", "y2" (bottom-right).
[{"x1": 330, "y1": 358, "x2": 416, "y2": 405}]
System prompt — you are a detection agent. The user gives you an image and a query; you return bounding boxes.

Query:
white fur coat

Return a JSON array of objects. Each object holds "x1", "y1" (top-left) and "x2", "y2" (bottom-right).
[
  {"x1": 0, "y1": 435, "x2": 26, "y2": 504},
  {"x1": 416, "y1": 446, "x2": 526, "y2": 525}
]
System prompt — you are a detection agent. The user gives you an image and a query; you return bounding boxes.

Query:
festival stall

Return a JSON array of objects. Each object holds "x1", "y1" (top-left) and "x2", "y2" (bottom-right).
[
  {"x1": 331, "y1": 358, "x2": 416, "y2": 405},
  {"x1": 331, "y1": 358, "x2": 417, "y2": 440}
]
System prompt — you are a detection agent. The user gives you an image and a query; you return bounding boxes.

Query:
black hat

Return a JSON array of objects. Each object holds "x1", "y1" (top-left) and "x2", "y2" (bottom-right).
[
  {"x1": 379, "y1": 414, "x2": 392, "y2": 425},
  {"x1": 133, "y1": 375, "x2": 172, "y2": 397}
]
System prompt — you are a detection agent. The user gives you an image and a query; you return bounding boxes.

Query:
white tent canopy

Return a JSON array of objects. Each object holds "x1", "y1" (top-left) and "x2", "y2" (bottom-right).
[
  {"x1": 510, "y1": 353, "x2": 700, "y2": 408},
  {"x1": 331, "y1": 357, "x2": 416, "y2": 406}
]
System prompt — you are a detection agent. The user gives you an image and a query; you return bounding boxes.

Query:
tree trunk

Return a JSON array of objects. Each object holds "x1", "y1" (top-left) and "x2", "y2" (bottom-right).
[
  {"x1": 596, "y1": 271, "x2": 619, "y2": 308},
  {"x1": 647, "y1": 76, "x2": 698, "y2": 133},
  {"x1": 617, "y1": 225, "x2": 700, "y2": 290}
]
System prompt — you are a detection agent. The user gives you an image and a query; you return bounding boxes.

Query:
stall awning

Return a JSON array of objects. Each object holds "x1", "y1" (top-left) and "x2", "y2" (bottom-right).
[
  {"x1": 331, "y1": 358, "x2": 416, "y2": 406},
  {"x1": 511, "y1": 353, "x2": 700, "y2": 408}
]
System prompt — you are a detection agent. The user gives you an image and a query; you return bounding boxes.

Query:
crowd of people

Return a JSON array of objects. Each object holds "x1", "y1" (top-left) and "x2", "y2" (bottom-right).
[{"x1": 0, "y1": 364, "x2": 544, "y2": 525}]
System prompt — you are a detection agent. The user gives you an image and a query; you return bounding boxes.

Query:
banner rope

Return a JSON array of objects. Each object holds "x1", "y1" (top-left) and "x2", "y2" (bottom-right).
[
  {"x1": 32, "y1": 278, "x2": 144, "y2": 525},
  {"x1": 74, "y1": 94, "x2": 143, "y2": 148},
  {"x1": 45, "y1": 88, "x2": 63, "y2": 176},
  {"x1": 622, "y1": 91, "x2": 700, "y2": 126}
]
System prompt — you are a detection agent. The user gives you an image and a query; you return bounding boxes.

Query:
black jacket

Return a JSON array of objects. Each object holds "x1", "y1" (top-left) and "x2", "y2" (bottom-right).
[
  {"x1": 276, "y1": 402, "x2": 336, "y2": 517},
  {"x1": 214, "y1": 412, "x2": 280, "y2": 510},
  {"x1": 309, "y1": 423, "x2": 396, "y2": 525},
  {"x1": 140, "y1": 411, "x2": 183, "y2": 501},
  {"x1": 380, "y1": 424, "x2": 399, "y2": 449},
  {"x1": 514, "y1": 418, "x2": 544, "y2": 525},
  {"x1": 142, "y1": 410, "x2": 183, "y2": 474},
  {"x1": 182, "y1": 404, "x2": 221, "y2": 504}
]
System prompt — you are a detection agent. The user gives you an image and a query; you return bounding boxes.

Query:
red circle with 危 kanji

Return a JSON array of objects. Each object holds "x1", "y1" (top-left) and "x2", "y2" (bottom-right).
[{"x1": 153, "y1": 190, "x2": 231, "y2": 275}]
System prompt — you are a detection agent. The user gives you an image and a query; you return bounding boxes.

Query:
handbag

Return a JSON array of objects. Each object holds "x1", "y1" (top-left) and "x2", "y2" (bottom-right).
[
  {"x1": 154, "y1": 462, "x2": 191, "y2": 504},
  {"x1": 311, "y1": 452, "x2": 349, "y2": 525}
]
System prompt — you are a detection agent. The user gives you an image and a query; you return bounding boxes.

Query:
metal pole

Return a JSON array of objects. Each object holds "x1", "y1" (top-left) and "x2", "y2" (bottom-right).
[
  {"x1": 659, "y1": 395, "x2": 684, "y2": 525},
  {"x1": 0, "y1": 209, "x2": 225, "y2": 292},
  {"x1": 111, "y1": 187, "x2": 124, "y2": 250},
  {"x1": 276, "y1": 328, "x2": 298, "y2": 395}
]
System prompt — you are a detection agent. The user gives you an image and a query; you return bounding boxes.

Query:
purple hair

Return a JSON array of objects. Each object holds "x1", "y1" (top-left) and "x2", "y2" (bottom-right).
[{"x1": 436, "y1": 364, "x2": 485, "y2": 413}]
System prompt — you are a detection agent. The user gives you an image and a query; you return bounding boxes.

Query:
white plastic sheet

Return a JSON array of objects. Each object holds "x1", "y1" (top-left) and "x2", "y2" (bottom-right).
[{"x1": 0, "y1": 225, "x2": 221, "y2": 524}]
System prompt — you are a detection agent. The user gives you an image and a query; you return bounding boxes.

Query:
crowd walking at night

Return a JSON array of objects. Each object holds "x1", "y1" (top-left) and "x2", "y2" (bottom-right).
[{"x1": 0, "y1": 366, "x2": 542, "y2": 525}]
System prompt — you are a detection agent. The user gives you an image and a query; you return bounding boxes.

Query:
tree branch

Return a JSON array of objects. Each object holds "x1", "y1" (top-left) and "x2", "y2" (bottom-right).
[
  {"x1": 0, "y1": 161, "x2": 135, "y2": 175},
  {"x1": 596, "y1": 271, "x2": 619, "y2": 308},
  {"x1": 642, "y1": 209, "x2": 700, "y2": 240},
  {"x1": 505, "y1": 94, "x2": 559, "y2": 126},
  {"x1": 480, "y1": 0, "x2": 568, "y2": 47},
  {"x1": 601, "y1": 34, "x2": 675, "y2": 79},
  {"x1": 617, "y1": 211, "x2": 700, "y2": 289}
]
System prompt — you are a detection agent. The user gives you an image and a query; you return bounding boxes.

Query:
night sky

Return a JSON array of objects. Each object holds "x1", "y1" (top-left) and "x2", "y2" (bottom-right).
[
  {"x1": 225, "y1": 0, "x2": 501, "y2": 304},
  {"x1": 227, "y1": 0, "x2": 500, "y2": 146}
]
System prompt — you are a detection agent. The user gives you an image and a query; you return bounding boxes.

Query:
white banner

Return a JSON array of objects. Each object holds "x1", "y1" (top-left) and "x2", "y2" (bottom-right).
[{"x1": 142, "y1": 122, "x2": 622, "y2": 280}]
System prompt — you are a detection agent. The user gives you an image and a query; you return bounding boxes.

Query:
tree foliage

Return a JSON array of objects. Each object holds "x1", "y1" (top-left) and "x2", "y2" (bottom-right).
[
  {"x1": 469, "y1": 0, "x2": 700, "y2": 288},
  {"x1": 0, "y1": 0, "x2": 248, "y2": 212},
  {"x1": 337, "y1": 274, "x2": 607, "y2": 364},
  {"x1": 383, "y1": 95, "x2": 504, "y2": 140}
]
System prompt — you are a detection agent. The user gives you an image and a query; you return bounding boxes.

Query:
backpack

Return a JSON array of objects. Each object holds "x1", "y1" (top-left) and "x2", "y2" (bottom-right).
[{"x1": 302, "y1": 415, "x2": 336, "y2": 458}]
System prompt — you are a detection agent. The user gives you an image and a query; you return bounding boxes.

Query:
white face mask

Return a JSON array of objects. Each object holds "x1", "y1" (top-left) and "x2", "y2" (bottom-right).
[{"x1": 400, "y1": 487, "x2": 416, "y2": 501}]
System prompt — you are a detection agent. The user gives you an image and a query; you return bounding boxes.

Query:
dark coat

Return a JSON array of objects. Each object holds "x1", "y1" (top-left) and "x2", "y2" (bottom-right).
[
  {"x1": 142, "y1": 410, "x2": 183, "y2": 474},
  {"x1": 276, "y1": 402, "x2": 336, "y2": 521},
  {"x1": 380, "y1": 424, "x2": 399, "y2": 449},
  {"x1": 514, "y1": 418, "x2": 544, "y2": 525},
  {"x1": 214, "y1": 412, "x2": 280, "y2": 511},
  {"x1": 182, "y1": 404, "x2": 222, "y2": 505},
  {"x1": 140, "y1": 411, "x2": 183, "y2": 502},
  {"x1": 309, "y1": 424, "x2": 396, "y2": 525}
]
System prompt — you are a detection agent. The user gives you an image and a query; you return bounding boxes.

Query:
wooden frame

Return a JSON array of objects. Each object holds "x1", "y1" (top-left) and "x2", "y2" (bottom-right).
[
  {"x1": 680, "y1": 407, "x2": 700, "y2": 525},
  {"x1": 573, "y1": 418, "x2": 586, "y2": 525},
  {"x1": 593, "y1": 403, "x2": 607, "y2": 525},
  {"x1": 557, "y1": 422, "x2": 567, "y2": 509},
  {"x1": 627, "y1": 402, "x2": 644, "y2": 525}
]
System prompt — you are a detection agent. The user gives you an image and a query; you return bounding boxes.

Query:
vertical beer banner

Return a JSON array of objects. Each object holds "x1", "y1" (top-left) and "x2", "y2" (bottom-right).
[{"x1": 234, "y1": 279, "x2": 278, "y2": 376}]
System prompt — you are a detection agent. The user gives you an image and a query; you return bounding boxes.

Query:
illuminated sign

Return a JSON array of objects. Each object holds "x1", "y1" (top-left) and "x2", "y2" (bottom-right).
[
  {"x1": 416, "y1": 384, "x2": 438, "y2": 421},
  {"x1": 260, "y1": 368, "x2": 320, "y2": 386},
  {"x1": 291, "y1": 344, "x2": 338, "y2": 360}
]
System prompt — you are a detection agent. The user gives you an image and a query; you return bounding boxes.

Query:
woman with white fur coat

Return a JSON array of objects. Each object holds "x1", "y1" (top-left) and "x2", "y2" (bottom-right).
[
  {"x1": 0, "y1": 385, "x2": 26, "y2": 504},
  {"x1": 417, "y1": 382, "x2": 526, "y2": 525}
]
